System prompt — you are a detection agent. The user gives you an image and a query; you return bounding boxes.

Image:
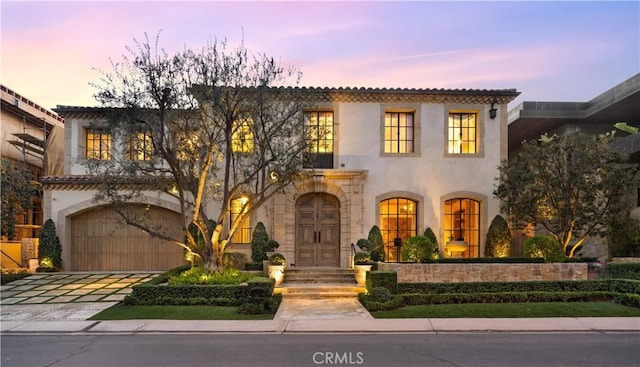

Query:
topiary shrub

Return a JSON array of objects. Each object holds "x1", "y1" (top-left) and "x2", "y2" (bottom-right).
[
  {"x1": 523, "y1": 235, "x2": 565, "y2": 262},
  {"x1": 366, "y1": 271, "x2": 397, "y2": 294},
  {"x1": 367, "y1": 225, "x2": 385, "y2": 262},
  {"x1": 265, "y1": 239, "x2": 280, "y2": 253},
  {"x1": 251, "y1": 222, "x2": 269, "y2": 262},
  {"x1": 268, "y1": 253, "x2": 286, "y2": 266},
  {"x1": 356, "y1": 238, "x2": 371, "y2": 251},
  {"x1": 401, "y1": 236, "x2": 437, "y2": 263},
  {"x1": 485, "y1": 215, "x2": 512, "y2": 257},
  {"x1": 354, "y1": 252, "x2": 371, "y2": 265},
  {"x1": 423, "y1": 227, "x2": 440, "y2": 258},
  {"x1": 38, "y1": 219, "x2": 62, "y2": 271}
]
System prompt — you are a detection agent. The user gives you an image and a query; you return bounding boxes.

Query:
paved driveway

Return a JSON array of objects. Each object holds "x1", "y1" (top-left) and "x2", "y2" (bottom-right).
[{"x1": 0, "y1": 272, "x2": 158, "y2": 321}]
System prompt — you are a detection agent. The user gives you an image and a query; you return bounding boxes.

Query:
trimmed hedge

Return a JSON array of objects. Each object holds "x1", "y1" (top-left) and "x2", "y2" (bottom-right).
[
  {"x1": 432, "y1": 257, "x2": 545, "y2": 264},
  {"x1": 366, "y1": 271, "x2": 398, "y2": 294},
  {"x1": 124, "y1": 284, "x2": 247, "y2": 306},
  {"x1": 402, "y1": 291, "x2": 617, "y2": 306},
  {"x1": 605, "y1": 262, "x2": 640, "y2": 280},
  {"x1": 398, "y1": 279, "x2": 640, "y2": 295}
]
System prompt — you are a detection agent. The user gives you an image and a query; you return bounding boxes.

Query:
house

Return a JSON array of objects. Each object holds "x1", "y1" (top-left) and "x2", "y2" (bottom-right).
[
  {"x1": 507, "y1": 73, "x2": 640, "y2": 257},
  {"x1": 42, "y1": 86, "x2": 520, "y2": 271}
]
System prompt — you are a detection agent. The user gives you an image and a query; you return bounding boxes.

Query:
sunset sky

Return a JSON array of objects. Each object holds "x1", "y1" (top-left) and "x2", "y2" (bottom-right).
[{"x1": 1, "y1": 1, "x2": 638, "y2": 111}]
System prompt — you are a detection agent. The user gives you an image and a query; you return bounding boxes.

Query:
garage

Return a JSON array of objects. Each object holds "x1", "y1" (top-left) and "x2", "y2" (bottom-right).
[{"x1": 70, "y1": 205, "x2": 186, "y2": 271}]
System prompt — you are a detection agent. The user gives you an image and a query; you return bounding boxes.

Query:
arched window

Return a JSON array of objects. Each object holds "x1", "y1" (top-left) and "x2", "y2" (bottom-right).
[
  {"x1": 379, "y1": 198, "x2": 417, "y2": 262},
  {"x1": 444, "y1": 198, "x2": 480, "y2": 258}
]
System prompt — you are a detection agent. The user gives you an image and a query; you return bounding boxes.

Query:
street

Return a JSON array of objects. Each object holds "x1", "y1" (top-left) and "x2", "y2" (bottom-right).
[{"x1": 2, "y1": 332, "x2": 638, "y2": 367}]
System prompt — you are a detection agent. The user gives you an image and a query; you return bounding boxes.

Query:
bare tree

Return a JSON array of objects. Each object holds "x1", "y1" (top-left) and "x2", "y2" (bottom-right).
[{"x1": 89, "y1": 33, "x2": 312, "y2": 271}]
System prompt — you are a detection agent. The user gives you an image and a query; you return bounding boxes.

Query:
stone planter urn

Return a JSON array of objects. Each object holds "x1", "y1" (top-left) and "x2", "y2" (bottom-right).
[
  {"x1": 354, "y1": 264, "x2": 372, "y2": 286},
  {"x1": 267, "y1": 253, "x2": 286, "y2": 286},
  {"x1": 446, "y1": 240, "x2": 469, "y2": 258}
]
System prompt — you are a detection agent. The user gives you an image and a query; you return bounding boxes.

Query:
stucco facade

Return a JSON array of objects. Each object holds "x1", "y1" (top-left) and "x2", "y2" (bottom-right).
[{"x1": 44, "y1": 87, "x2": 519, "y2": 271}]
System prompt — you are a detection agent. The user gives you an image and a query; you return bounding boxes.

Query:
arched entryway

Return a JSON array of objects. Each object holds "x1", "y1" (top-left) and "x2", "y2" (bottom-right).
[{"x1": 295, "y1": 193, "x2": 340, "y2": 267}]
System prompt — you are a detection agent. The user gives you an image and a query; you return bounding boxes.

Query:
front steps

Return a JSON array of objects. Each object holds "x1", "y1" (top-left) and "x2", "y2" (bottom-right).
[{"x1": 276, "y1": 267, "x2": 366, "y2": 298}]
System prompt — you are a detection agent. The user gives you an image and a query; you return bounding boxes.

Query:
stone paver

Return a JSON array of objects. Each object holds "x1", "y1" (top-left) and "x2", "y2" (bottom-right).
[{"x1": 0, "y1": 272, "x2": 158, "y2": 321}]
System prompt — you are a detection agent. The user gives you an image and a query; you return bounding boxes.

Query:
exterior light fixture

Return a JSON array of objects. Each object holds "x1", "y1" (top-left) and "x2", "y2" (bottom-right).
[{"x1": 489, "y1": 96, "x2": 498, "y2": 119}]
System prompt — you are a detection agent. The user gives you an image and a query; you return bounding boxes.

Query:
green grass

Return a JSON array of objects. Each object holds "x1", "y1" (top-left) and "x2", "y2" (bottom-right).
[
  {"x1": 89, "y1": 305, "x2": 275, "y2": 320},
  {"x1": 371, "y1": 302, "x2": 640, "y2": 319}
]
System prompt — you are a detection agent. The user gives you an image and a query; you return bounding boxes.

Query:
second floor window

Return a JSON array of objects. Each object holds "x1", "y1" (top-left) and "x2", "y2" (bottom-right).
[
  {"x1": 384, "y1": 112, "x2": 414, "y2": 153},
  {"x1": 304, "y1": 111, "x2": 334, "y2": 169},
  {"x1": 86, "y1": 128, "x2": 111, "y2": 160},
  {"x1": 127, "y1": 131, "x2": 154, "y2": 160},
  {"x1": 231, "y1": 118, "x2": 254, "y2": 153},
  {"x1": 448, "y1": 112, "x2": 478, "y2": 154}
]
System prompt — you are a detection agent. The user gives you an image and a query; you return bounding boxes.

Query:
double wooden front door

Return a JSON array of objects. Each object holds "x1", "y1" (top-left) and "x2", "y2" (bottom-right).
[{"x1": 296, "y1": 193, "x2": 340, "y2": 267}]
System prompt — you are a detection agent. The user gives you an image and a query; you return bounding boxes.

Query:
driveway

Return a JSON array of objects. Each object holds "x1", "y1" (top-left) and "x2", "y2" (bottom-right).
[{"x1": 0, "y1": 272, "x2": 158, "y2": 321}]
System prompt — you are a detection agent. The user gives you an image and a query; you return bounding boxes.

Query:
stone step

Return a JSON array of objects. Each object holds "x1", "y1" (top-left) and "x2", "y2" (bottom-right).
[
  {"x1": 276, "y1": 284, "x2": 366, "y2": 298},
  {"x1": 283, "y1": 268, "x2": 356, "y2": 285}
]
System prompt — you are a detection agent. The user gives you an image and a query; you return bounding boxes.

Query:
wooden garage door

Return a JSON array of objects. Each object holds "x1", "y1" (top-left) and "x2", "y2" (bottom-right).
[{"x1": 71, "y1": 205, "x2": 186, "y2": 271}]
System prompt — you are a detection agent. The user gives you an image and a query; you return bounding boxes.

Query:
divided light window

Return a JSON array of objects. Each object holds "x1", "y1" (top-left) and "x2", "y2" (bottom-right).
[
  {"x1": 379, "y1": 197, "x2": 417, "y2": 262},
  {"x1": 127, "y1": 131, "x2": 154, "y2": 161},
  {"x1": 86, "y1": 128, "x2": 111, "y2": 160},
  {"x1": 447, "y1": 112, "x2": 477, "y2": 154},
  {"x1": 304, "y1": 111, "x2": 334, "y2": 169},
  {"x1": 384, "y1": 112, "x2": 414, "y2": 153},
  {"x1": 230, "y1": 197, "x2": 251, "y2": 244},
  {"x1": 231, "y1": 117, "x2": 254, "y2": 153}
]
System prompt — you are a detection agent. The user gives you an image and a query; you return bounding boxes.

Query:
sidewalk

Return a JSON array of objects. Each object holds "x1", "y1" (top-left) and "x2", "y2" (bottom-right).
[{"x1": 2, "y1": 317, "x2": 639, "y2": 334}]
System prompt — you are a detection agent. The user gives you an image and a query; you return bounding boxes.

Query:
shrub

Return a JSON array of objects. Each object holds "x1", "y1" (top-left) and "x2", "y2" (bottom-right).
[
  {"x1": 222, "y1": 252, "x2": 248, "y2": 270},
  {"x1": 125, "y1": 284, "x2": 247, "y2": 305},
  {"x1": 366, "y1": 271, "x2": 397, "y2": 294},
  {"x1": 523, "y1": 235, "x2": 565, "y2": 262},
  {"x1": 244, "y1": 262, "x2": 264, "y2": 271},
  {"x1": 605, "y1": 262, "x2": 640, "y2": 280},
  {"x1": 250, "y1": 222, "x2": 269, "y2": 262},
  {"x1": 401, "y1": 236, "x2": 436, "y2": 263},
  {"x1": 368, "y1": 287, "x2": 392, "y2": 303},
  {"x1": 354, "y1": 252, "x2": 371, "y2": 265},
  {"x1": 246, "y1": 277, "x2": 275, "y2": 297},
  {"x1": 367, "y1": 225, "x2": 385, "y2": 262},
  {"x1": 356, "y1": 238, "x2": 371, "y2": 252},
  {"x1": 268, "y1": 253, "x2": 286, "y2": 266},
  {"x1": 168, "y1": 267, "x2": 256, "y2": 285},
  {"x1": 0, "y1": 269, "x2": 30, "y2": 285},
  {"x1": 435, "y1": 257, "x2": 544, "y2": 264},
  {"x1": 607, "y1": 211, "x2": 640, "y2": 257},
  {"x1": 265, "y1": 239, "x2": 280, "y2": 252},
  {"x1": 38, "y1": 219, "x2": 62, "y2": 271},
  {"x1": 485, "y1": 215, "x2": 512, "y2": 257},
  {"x1": 423, "y1": 227, "x2": 439, "y2": 258}
]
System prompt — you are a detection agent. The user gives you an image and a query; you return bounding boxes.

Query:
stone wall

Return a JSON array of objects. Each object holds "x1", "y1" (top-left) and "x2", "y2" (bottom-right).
[{"x1": 377, "y1": 262, "x2": 588, "y2": 283}]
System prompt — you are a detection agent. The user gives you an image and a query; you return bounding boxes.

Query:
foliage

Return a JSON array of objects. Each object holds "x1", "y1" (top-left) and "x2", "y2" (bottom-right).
[
  {"x1": 1, "y1": 159, "x2": 36, "y2": 240},
  {"x1": 367, "y1": 225, "x2": 385, "y2": 262},
  {"x1": 250, "y1": 222, "x2": 269, "y2": 262},
  {"x1": 366, "y1": 271, "x2": 398, "y2": 294},
  {"x1": 90, "y1": 33, "x2": 313, "y2": 271},
  {"x1": 90, "y1": 305, "x2": 274, "y2": 320},
  {"x1": 244, "y1": 262, "x2": 264, "y2": 271},
  {"x1": 356, "y1": 238, "x2": 371, "y2": 252},
  {"x1": 523, "y1": 235, "x2": 565, "y2": 262},
  {"x1": 124, "y1": 284, "x2": 247, "y2": 305},
  {"x1": 268, "y1": 253, "x2": 286, "y2": 265},
  {"x1": 606, "y1": 211, "x2": 640, "y2": 257},
  {"x1": 495, "y1": 132, "x2": 636, "y2": 257},
  {"x1": 354, "y1": 252, "x2": 371, "y2": 265},
  {"x1": 221, "y1": 252, "x2": 248, "y2": 270},
  {"x1": 38, "y1": 219, "x2": 62, "y2": 271},
  {"x1": 484, "y1": 215, "x2": 512, "y2": 257},
  {"x1": 423, "y1": 227, "x2": 439, "y2": 257},
  {"x1": 401, "y1": 236, "x2": 437, "y2": 263},
  {"x1": 401, "y1": 292, "x2": 624, "y2": 306},
  {"x1": 168, "y1": 267, "x2": 256, "y2": 285},
  {"x1": 605, "y1": 262, "x2": 640, "y2": 280},
  {"x1": 398, "y1": 279, "x2": 640, "y2": 295}
]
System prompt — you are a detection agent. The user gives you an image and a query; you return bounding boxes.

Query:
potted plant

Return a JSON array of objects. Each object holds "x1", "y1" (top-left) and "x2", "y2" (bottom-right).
[
  {"x1": 353, "y1": 252, "x2": 372, "y2": 286},
  {"x1": 267, "y1": 253, "x2": 286, "y2": 286}
]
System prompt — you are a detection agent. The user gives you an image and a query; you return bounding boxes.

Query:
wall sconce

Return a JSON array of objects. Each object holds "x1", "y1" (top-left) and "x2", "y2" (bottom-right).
[{"x1": 489, "y1": 96, "x2": 498, "y2": 119}]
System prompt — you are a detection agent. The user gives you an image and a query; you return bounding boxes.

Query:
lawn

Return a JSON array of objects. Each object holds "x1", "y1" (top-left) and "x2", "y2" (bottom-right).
[
  {"x1": 89, "y1": 305, "x2": 275, "y2": 321},
  {"x1": 371, "y1": 302, "x2": 640, "y2": 318}
]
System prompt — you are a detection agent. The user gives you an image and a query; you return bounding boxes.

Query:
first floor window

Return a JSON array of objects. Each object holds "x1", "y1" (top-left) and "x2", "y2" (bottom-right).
[
  {"x1": 86, "y1": 128, "x2": 111, "y2": 160},
  {"x1": 379, "y1": 198, "x2": 417, "y2": 262},
  {"x1": 230, "y1": 197, "x2": 251, "y2": 244},
  {"x1": 444, "y1": 198, "x2": 480, "y2": 258}
]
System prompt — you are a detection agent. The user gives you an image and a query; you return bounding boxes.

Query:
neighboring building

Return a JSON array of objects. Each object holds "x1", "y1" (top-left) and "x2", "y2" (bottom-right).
[
  {"x1": 1, "y1": 85, "x2": 64, "y2": 240},
  {"x1": 507, "y1": 73, "x2": 640, "y2": 257},
  {"x1": 43, "y1": 86, "x2": 519, "y2": 271}
]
